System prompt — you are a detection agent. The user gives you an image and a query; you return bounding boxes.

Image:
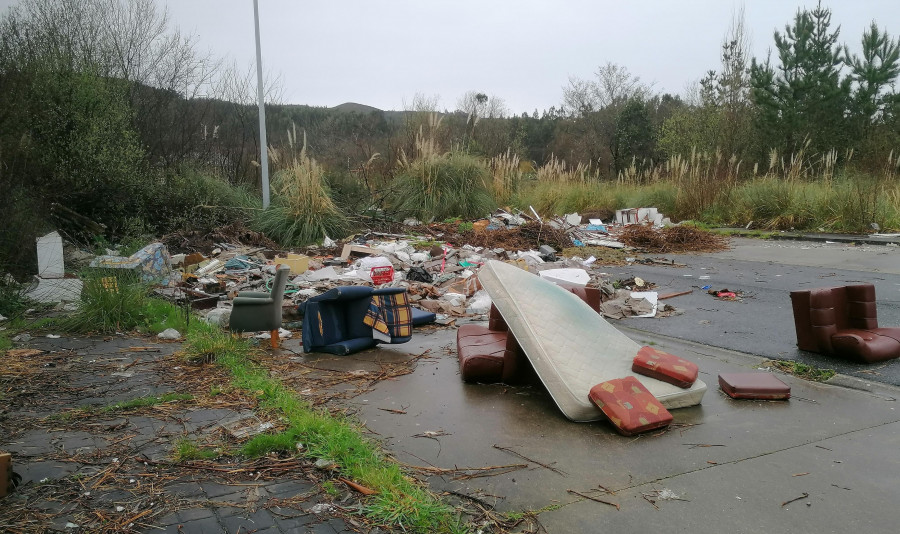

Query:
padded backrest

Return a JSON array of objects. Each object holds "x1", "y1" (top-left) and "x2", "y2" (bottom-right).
[
  {"x1": 809, "y1": 287, "x2": 838, "y2": 354},
  {"x1": 488, "y1": 304, "x2": 508, "y2": 331},
  {"x1": 789, "y1": 290, "x2": 819, "y2": 352},
  {"x1": 270, "y1": 265, "x2": 291, "y2": 305},
  {"x1": 845, "y1": 284, "x2": 878, "y2": 329}
]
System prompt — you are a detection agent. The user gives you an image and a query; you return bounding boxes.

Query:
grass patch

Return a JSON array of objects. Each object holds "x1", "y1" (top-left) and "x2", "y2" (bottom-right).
[
  {"x1": 0, "y1": 277, "x2": 32, "y2": 320},
  {"x1": 102, "y1": 392, "x2": 193, "y2": 413},
  {"x1": 58, "y1": 271, "x2": 187, "y2": 335},
  {"x1": 182, "y1": 323, "x2": 462, "y2": 533},
  {"x1": 60, "y1": 274, "x2": 146, "y2": 334},
  {"x1": 0, "y1": 330, "x2": 12, "y2": 351},
  {"x1": 174, "y1": 439, "x2": 220, "y2": 462},
  {"x1": 765, "y1": 360, "x2": 836, "y2": 382},
  {"x1": 561, "y1": 246, "x2": 628, "y2": 265},
  {"x1": 141, "y1": 298, "x2": 189, "y2": 334}
]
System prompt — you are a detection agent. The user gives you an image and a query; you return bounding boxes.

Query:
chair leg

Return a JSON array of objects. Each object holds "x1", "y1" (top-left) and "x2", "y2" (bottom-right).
[{"x1": 270, "y1": 329, "x2": 279, "y2": 349}]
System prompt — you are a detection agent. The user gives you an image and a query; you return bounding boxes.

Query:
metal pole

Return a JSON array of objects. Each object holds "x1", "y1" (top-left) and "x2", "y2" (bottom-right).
[{"x1": 253, "y1": 0, "x2": 270, "y2": 209}]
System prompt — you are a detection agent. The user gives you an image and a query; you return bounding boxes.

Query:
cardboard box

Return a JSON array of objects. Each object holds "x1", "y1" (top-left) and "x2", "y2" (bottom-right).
[{"x1": 277, "y1": 253, "x2": 309, "y2": 275}]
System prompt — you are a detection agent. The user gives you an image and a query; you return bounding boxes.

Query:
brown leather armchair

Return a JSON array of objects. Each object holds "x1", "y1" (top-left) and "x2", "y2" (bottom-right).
[
  {"x1": 790, "y1": 284, "x2": 900, "y2": 363},
  {"x1": 456, "y1": 304, "x2": 529, "y2": 383}
]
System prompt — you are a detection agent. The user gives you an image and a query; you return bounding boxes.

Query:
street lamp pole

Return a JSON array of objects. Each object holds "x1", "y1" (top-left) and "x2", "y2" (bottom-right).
[{"x1": 253, "y1": 0, "x2": 270, "y2": 209}]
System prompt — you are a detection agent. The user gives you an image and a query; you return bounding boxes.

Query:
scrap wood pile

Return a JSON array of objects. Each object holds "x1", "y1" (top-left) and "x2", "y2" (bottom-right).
[
  {"x1": 619, "y1": 224, "x2": 729, "y2": 253},
  {"x1": 161, "y1": 222, "x2": 278, "y2": 254}
]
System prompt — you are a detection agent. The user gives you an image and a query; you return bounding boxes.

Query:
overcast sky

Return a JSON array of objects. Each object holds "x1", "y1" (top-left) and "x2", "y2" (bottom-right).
[{"x1": 4, "y1": 1, "x2": 899, "y2": 113}]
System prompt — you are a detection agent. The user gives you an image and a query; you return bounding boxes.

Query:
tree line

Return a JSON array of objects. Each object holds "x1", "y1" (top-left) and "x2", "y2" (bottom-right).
[{"x1": 2, "y1": 0, "x2": 899, "y2": 273}]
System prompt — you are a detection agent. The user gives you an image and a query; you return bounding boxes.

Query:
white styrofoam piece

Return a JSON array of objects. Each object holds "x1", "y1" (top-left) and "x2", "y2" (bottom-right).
[
  {"x1": 479, "y1": 260, "x2": 706, "y2": 422},
  {"x1": 36, "y1": 231, "x2": 65, "y2": 279},
  {"x1": 539, "y1": 268, "x2": 590, "y2": 287}
]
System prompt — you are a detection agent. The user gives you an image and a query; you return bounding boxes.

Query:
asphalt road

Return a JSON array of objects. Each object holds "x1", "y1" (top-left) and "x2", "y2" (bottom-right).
[{"x1": 600, "y1": 237, "x2": 900, "y2": 386}]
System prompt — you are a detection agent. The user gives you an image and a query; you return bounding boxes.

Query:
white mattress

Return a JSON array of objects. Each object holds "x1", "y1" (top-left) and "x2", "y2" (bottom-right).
[{"x1": 479, "y1": 260, "x2": 706, "y2": 422}]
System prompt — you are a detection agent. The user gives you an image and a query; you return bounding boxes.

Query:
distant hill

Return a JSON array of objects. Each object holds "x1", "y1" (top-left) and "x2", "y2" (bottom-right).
[
  {"x1": 330, "y1": 102, "x2": 410, "y2": 123},
  {"x1": 330, "y1": 102, "x2": 384, "y2": 114}
]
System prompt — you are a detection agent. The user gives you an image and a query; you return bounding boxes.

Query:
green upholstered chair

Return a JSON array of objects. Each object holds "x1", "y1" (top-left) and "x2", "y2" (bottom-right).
[{"x1": 229, "y1": 265, "x2": 291, "y2": 348}]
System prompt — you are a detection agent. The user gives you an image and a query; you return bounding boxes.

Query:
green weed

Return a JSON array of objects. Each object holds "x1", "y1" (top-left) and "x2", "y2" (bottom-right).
[
  {"x1": 0, "y1": 276, "x2": 31, "y2": 320},
  {"x1": 60, "y1": 274, "x2": 148, "y2": 334},
  {"x1": 173, "y1": 439, "x2": 220, "y2": 462},
  {"x1": 183, "y1": 325, "x2": 462, "y2": 533},
  {"x1": 766, "y1": 360, "x2": 836, "y2": 382},
  {"x1": 322, "y1": 480, "x2": 341, "y2": 497},
  {"x1": 0, "y1": 330, "x2": 11, "y2": 351},
  {"x1": 140, "y1": 298, "x2": 189, "y2": 334},
  {"x1": 102, "y1": 393, "x2": 193, "y2": 413}
]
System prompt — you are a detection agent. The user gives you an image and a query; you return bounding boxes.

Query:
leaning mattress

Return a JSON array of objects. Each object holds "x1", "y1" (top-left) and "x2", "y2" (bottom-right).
[{"x1": 479, "y1": 260, "x2": 706, "y2": 422}]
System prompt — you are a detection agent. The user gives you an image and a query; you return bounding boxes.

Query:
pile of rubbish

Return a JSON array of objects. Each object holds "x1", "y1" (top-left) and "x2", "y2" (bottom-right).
[{"x1": 15, "y1": 206, "x2": 712, "y2": 328}]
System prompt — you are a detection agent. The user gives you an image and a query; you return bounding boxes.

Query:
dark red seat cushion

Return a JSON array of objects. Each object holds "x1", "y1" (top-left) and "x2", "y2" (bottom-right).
[
  {"x1": 718, "y1": 372, "x2": 791, "y2": 400},
  {"x1": 831, "y1": 328, "x2": 900, "y2": 363},
  {"x1": 588, "y1": 376, "x2": 673, "y2": 436},
  {"x1": 632, "y1": 346, "x2": 699, "y2": 388}
]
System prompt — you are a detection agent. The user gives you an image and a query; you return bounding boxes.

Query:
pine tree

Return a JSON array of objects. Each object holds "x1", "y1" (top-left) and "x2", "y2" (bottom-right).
[{"x1": 750, "y1": 2, "x2": 851, "y2": 157}]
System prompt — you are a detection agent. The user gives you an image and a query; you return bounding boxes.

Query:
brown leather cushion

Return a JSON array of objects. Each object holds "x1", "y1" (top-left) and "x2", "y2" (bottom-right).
[
  {"x1": 718, "y1": 372, "x2": 791, "y2": 400},
  {"x1": 457, "y1": 320, "x2": 509, "y2": 382},
  {"x1": 458, "y1": 337, "x2": 508, "y2": 382},
  {"x1": 831, "y1": 328, "x2": 900, "y2": 363}
]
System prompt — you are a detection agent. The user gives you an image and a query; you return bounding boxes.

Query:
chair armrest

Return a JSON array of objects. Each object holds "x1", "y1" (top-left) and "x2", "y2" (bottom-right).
[
  {"x1": 308, "y1": 286, "x2": 373, "y2": 303},
  {"x1": 237, "y1": 291, "x2": 270, "y2": 299},
  {"x1": 372, "y1": 287, "x2": 406, "y2": 296},
  {"x1": 233, "y1": 297, "x2": 274, "y2": 306}
]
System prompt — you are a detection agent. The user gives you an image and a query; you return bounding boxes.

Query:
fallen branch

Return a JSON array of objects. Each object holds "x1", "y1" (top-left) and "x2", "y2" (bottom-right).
[
  {"x1": 493, "y1": 444, "x2": 567, "y2": 476},
  {"x1": 658, "y1": 290, "x2": 693, "y2": 300},
  {"x1": 781, "y1": 492, "x2": 809, "y2": 507},
  {"x1": 567, "y1": 489, "x2": 619, "y2": 510}
]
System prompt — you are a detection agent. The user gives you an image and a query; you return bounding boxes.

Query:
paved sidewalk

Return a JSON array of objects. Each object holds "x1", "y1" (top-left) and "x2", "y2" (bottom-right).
[
  {"x1": 341, "y1": 327, "x2": 900, "y2": 533},
  {"x1": 0, "y1": 336, "x2": 361, "y2": 533}
]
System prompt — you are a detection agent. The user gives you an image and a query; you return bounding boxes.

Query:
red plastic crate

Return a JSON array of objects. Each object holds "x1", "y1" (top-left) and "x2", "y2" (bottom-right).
[{"x1": 370, "y1": 266, "x2": 394, "y2": 285}]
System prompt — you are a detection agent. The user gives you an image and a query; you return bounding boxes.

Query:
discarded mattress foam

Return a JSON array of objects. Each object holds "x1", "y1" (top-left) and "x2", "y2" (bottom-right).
[
  {"x1": 478, "y1": 260, "x2": 706, "y2": 422},
  {"x1": 539, "y1": 268, "x2": 590, "y2": 287}
]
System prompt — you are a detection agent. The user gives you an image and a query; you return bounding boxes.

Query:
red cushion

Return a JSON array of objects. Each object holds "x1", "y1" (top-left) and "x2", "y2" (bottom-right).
[
  {"x1": 632, "y1": 346, "x2": 698, "y2": 388},
  {"x1": 588, "y1": 377, "x2": 673, "y2": 436}
]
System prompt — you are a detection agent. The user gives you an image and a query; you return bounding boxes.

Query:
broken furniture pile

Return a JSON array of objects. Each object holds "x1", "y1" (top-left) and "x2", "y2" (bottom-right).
[{"x1": 457, "y1": 260, "x2": 797, "y2": 436}]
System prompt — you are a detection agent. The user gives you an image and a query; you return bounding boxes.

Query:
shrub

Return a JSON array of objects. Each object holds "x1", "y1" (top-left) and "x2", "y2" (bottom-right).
[
  {"x1": 61, "y1": 273, "x2": 149, "y2": 334},
  {"x1": 253, "y1": 134, "x2": 349, "y2": 246},
  {"x1": 392, "y1": 152, "x2": 495, "y2": 221}
]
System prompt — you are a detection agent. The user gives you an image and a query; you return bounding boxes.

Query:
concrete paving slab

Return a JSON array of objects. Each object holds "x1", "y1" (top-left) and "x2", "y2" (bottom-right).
[
  {"x1": 543, "y1": 421, "x2": 900, "y2": 533},
  {"x1": 348, "y1": 327, "x2": 900, "y2": 530}
]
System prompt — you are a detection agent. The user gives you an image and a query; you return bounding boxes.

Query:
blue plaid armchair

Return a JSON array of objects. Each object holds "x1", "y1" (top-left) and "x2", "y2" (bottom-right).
[{"x1": 300, "y1": 286, "x2": 415, "y2": 355}]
